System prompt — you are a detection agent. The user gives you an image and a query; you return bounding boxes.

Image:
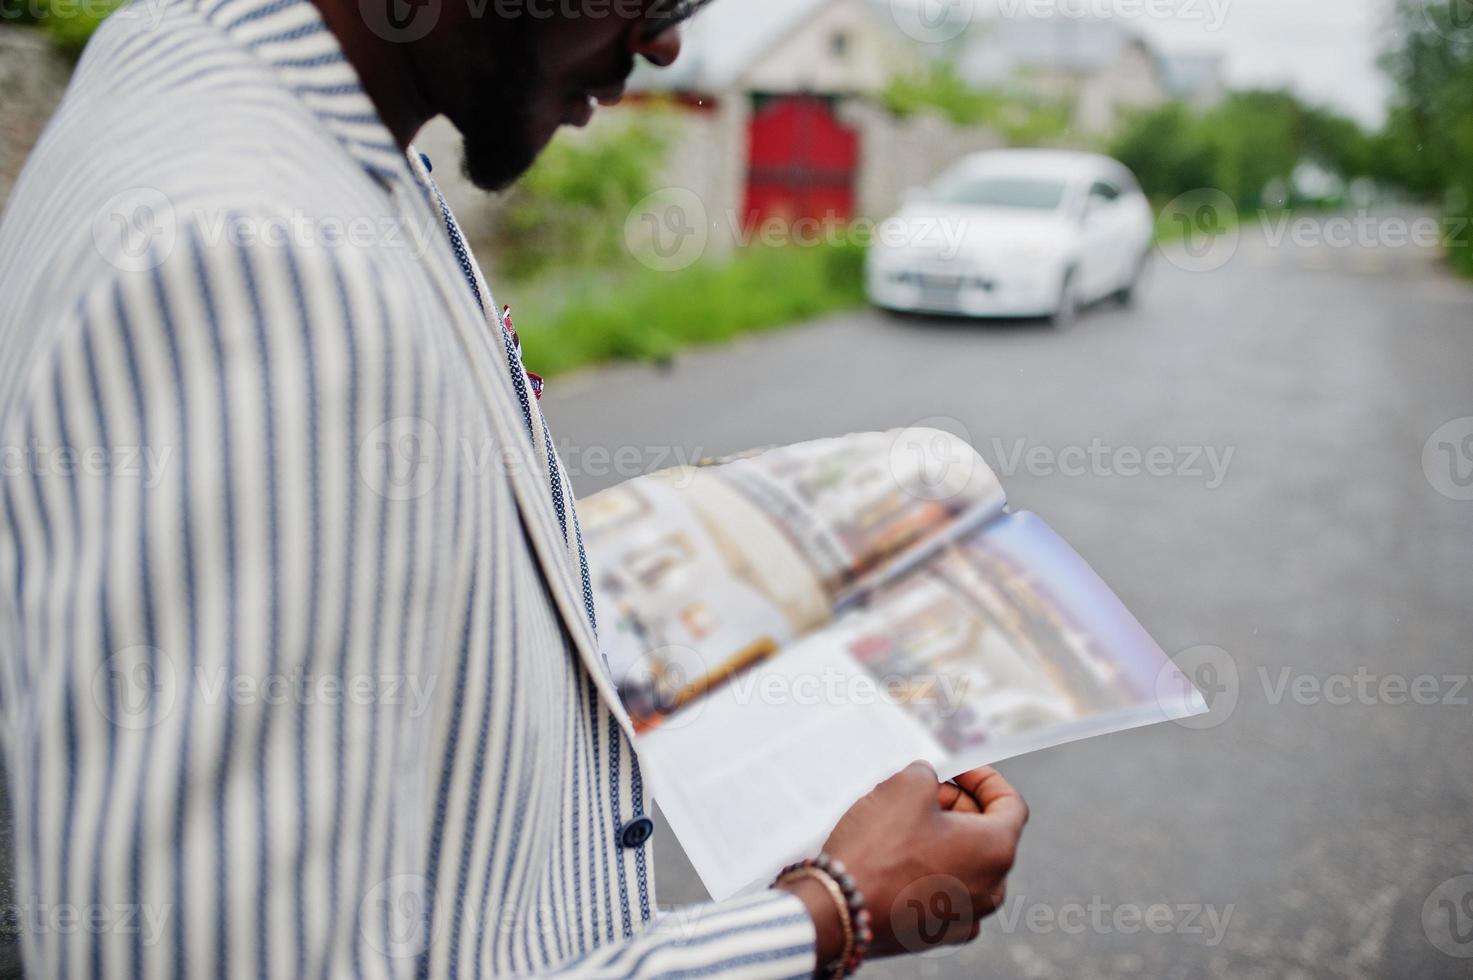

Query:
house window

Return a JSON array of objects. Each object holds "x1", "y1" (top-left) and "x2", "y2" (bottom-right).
[{"x1": 830, "y1": 30, "x2": 849, "y2": 59}]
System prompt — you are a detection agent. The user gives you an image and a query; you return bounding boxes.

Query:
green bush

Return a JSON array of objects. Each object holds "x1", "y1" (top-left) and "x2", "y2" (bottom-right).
[
  {"x1": 492, "y1": 111, "x2": 673, "y2": 280},
  {"x1": 1110, "y1": 90, "x2": 1377, "y2": 211},
  {"x1": 512, "y1": 241, "x2": 868, "y2": 377},
  {"x1": 2, "y1": 0, "x2": 125, "y2": 58},
  {"x1": 1381, "y1": 0, "x2": 1473, "y2": 276},
  {"x1": 881, "y1": 63, "x2": 1072, "y2": 146}
]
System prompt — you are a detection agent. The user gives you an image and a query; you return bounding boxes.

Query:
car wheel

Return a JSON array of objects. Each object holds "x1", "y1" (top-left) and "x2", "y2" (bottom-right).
[
  {"x1": 1114, "y1": 251, "x2": 1150, "y2": 306},
  {"x1": 1050, "y1": 270, "x2": 1079, "y2": 328}
]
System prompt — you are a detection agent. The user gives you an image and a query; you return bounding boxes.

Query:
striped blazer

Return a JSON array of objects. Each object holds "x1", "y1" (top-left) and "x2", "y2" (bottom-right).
[{"x1": 0, "y1": 0, "x2": 817, "y2": 976}]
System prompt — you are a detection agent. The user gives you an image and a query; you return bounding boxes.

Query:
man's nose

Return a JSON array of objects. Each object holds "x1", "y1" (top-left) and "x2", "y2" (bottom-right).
[{"x1": 630, "y1": 22, "x2": 682, "y2": 68}]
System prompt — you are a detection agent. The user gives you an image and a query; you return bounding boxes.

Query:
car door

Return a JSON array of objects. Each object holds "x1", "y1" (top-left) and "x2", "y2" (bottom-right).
[{"x1": 1079, "y1": 179, "x2": 1128, "y2": 301}]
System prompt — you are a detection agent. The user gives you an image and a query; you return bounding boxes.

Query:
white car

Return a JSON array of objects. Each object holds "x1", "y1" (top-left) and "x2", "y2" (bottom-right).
[{"x1": 866, "y1": 149, "x2": 1156, "y2": 325}]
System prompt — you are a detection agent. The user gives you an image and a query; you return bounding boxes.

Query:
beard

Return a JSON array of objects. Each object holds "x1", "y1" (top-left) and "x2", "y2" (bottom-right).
[
  {"x1": 460, "y1": 100, "x2": 544, "y2": 193},
  {"x1": 453, "y1": 29, "x2": 554, "y2": 193}
]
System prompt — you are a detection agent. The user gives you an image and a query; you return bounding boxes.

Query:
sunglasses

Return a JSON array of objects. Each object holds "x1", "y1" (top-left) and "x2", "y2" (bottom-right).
[{"x1": 641, "y1": 0, "x2": 718, "y2": 41}]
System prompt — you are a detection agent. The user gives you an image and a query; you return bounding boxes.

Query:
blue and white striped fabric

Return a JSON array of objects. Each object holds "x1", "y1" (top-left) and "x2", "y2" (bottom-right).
[{"x1": 0, "y1": 0, "x2": 817, "y2": 976}]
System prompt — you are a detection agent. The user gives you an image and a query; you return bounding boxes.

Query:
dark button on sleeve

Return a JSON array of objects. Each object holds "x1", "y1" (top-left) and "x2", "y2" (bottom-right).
[{"x1": 619, "y1": 815, "x2": 655, "y2": 849}]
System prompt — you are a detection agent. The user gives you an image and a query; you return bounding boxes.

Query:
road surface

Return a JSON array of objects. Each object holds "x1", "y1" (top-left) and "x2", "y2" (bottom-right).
[{"x1": 543, "y1": 211, "x2": 1473, "y2": 979}]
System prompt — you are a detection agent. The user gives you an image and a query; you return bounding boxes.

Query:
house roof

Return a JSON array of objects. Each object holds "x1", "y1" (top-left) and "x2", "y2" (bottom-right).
[
  {"x1": 629, "y1": 0, "x2": 831, "y2": 93},
  {"x1": 956, "y1": 16, "x2": 1157, "y2": 86},
  {"x1": 1159, "y1": 52, "x2": 1224, "y2": 100}
]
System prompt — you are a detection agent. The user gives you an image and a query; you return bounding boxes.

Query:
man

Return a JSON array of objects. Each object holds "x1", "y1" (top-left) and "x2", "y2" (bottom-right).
[{"x1": 0, "y1": 0, "x2": 1027, "y2": 976}]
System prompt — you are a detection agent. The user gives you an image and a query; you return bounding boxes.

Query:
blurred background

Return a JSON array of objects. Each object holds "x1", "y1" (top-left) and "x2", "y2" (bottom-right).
[{"x1": 3, "y1": 0, "x2": 1472, "y2": 977}]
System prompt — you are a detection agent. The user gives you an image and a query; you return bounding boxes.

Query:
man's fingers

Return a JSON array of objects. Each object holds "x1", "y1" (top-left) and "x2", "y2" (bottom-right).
[
  {"x1": 952, "y1": 767, "x2": 1028, "y2": 827},
  {"x1": 937, "y1": 782, "x2": 983, "y2": 813},
  {"x1": 874, "y1": 760, "x2": 942, "y2": 810}
]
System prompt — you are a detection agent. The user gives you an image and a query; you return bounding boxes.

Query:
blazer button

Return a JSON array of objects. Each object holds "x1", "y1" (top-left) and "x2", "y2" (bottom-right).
[{"x1": 619, "y1": 816, "x2": 655, "y2": 849}]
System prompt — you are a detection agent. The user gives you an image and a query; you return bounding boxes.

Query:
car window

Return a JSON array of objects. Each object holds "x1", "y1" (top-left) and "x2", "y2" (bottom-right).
[
  {"x1": 930, "y1": 175, "x2": 1069, "y2": 210},
  {"x1": 1088, "y1": 181, "x2": 1122, "y2": 202}
]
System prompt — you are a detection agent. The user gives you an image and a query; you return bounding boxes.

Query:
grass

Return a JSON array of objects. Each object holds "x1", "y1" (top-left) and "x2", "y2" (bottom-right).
[{"x1": 509, "y1": 241, "x2": 868, "y2": 378}]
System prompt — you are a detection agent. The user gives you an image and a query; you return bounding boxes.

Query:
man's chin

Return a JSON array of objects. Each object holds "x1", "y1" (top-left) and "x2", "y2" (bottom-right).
[{"x1": 459, "y1": 117, "x2": 558, "y2": 193}]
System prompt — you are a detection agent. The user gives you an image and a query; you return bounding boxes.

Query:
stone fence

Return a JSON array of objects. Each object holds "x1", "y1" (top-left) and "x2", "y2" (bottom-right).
[{"x1": 0, "y1": 27, "x2": 71, "y2": 210}]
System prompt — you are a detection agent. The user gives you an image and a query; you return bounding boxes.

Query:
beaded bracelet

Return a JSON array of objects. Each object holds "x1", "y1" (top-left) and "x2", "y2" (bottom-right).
[{"x1": 774, "y1": 853, "x2": 873, "y2": 978}]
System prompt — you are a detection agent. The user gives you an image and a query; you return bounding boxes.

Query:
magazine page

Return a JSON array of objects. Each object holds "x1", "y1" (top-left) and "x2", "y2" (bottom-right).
[
  {"x1": 630, "y1": 512, "x2": 1208, "y2": 900},
  {"x1": 582, "y1": 430, "x2": 1005, "y2": 730}
]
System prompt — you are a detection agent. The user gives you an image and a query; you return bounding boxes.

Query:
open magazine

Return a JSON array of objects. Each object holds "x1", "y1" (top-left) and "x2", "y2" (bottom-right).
[{"x1": 582, "y1": 429, "x2": 1207, "y2": 900}]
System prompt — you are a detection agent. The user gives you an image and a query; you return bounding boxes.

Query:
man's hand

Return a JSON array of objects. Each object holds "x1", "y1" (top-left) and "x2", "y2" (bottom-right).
[{"x1": 778, "y1": 762, "x2": 1027, "y2": 963}]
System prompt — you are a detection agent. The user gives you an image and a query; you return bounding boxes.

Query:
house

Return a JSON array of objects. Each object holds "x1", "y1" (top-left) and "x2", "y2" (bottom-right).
[
  {"x1": 1159, "y1": 52, "x2": 1228, "y2": 110},
  {"x1": 954, "y1": 16, "x2": 1172, "y2": 135},
  {"x1": 624, "y1": 0, "x2": 926, "y2": 235}
]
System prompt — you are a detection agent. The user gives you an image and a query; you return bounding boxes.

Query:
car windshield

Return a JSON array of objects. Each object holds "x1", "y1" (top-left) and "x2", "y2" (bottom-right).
[{"x1": 930, "y1": 174, "x2": 1069, "y2": 210}]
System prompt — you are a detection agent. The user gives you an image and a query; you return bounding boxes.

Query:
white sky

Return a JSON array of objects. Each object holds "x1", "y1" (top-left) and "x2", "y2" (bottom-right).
[
  {"x1": 896, "y1": 0, "x2": 1402, "y2": 125},
  {"x1": 1128, "y1": 0, "x2": 1399, "y2": 125}
]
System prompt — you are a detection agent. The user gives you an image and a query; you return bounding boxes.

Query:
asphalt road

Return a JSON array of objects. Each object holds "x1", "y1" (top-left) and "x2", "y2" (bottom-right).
[{"x1": 543, "y1": 211, "x2": 1473, "y2": 979}]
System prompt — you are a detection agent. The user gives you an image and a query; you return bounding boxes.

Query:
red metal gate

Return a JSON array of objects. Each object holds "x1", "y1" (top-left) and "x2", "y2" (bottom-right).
[{"x1": 743, "y1": 95, "x2": 859, "y2": 233}]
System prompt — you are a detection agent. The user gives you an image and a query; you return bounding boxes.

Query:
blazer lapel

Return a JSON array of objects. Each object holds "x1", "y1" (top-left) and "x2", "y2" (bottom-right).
[{"x1": 396, "y1": 155, "x2": 639, "y2": 742}]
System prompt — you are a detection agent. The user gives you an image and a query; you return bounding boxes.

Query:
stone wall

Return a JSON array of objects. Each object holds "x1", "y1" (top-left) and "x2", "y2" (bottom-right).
[
  {"x1": 844, "y1": 101, "x2": 1006, "y2": 219},
  {"x1": 0, "y1": 26, "x2": 72, "y2": 212}
]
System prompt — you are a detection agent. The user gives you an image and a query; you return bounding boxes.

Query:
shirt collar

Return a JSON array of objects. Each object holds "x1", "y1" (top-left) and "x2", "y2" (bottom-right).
[{"x1": 198, "y1": 0, "x2": 409, "y2": 187}]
